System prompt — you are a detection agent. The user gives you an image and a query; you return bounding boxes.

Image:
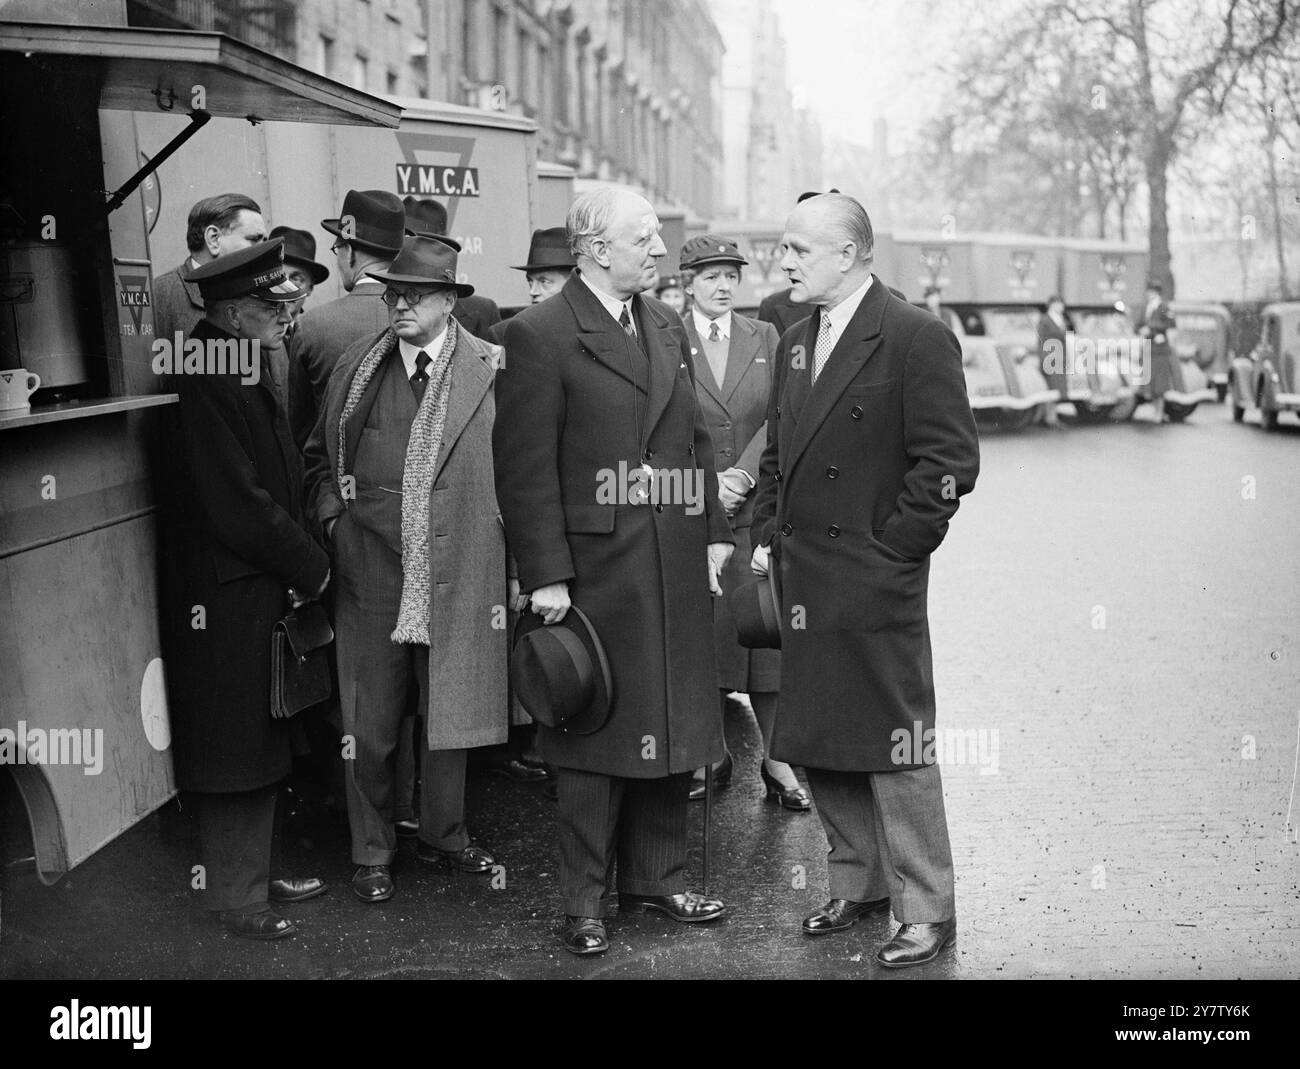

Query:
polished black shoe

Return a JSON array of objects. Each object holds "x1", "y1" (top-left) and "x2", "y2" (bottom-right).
[
  {"x1": 220, "y1": 909, "x2": 296, "y2": 940},
  {"x1": 484, "y1": 755, "x2": 552, "y2": 782},
  {"x1": 688, "y1": 751, "x2": 734, "y2": 801},
  {"x1": 876, "y1": 919, "x2": 957, "y2": 967},
  {"x1": 352, "y1": 864, "x2": 394, "y2": 902},
  {"x1": 417, "y1": 840, "x2": 496, "y2": 873},
  {"x1": 394, "y1": 817, "x2": 420, "y2": 838},
  {"x1": 801, "y1": 897, "x2": 891, "y2": 936},
  {"x1": 561, "y1": 915, "x2": 608, "y2": 955},
  {"x1": 620, "y1": 891, "x2": 726, "y2": 923},
  {"x1": 760, "y1": 763, "x2": 812, "y2": 811},
  {"x1": 268, "y1": 876, "x2": 327, "y2": 903}
]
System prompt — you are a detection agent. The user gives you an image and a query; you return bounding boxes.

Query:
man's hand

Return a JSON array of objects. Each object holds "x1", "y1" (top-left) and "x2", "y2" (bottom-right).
[
  {"x1": 718, "y1": 468, "x2": 751, "y2": 516},
  {"x1": 750, "y1": 543, "x2": 770, "y2": 577},
  {"x1": 707, "y1": 542, "x2": 734, "y2": 596},
  {"x1": 528, "y1": 581, "x2": 570, "y2": 624}
]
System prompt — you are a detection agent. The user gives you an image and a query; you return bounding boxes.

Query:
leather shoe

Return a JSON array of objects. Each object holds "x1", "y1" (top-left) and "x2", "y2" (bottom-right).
[
  {"x1": 760, "y1": 764, "x2": 812, "y2": 812},
  {"x1": 352, "y1": 864, "x2": 394, "y2": 902},
  {"x1": 561, "y1": 915, "x2": 608, "y2": 955},
  {"x1": 688, "y1": 751, "x2": 734, "y2": 801},
  {"x1": 394, "y1": 817, "x2": 420, "y2": 838},
  {"x1": 620, "y1": 891, "x2": 726, "y2": 923},
  {"x1": 801, "y1": 897, "x2": 891, "y2": 936},
  {"x1": 268, "y1": 876, "x2": 327, "y2": 903},
  {"x1": 483, "y1": 755, "x2": 551, "y2": 782},
  {"x1": 876, "y1": 919, "x2": 957, "y2": 967},
  {"x1": 417, "y1": 840, "x2": 496, "y2": 873},
  {"x1": 220, "y1": 909, "x2": 296, "y2": 940}
]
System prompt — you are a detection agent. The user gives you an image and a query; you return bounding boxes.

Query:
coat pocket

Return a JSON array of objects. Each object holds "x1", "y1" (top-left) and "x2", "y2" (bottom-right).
[
  {"x1": 846, "y1": 379, "x2": 899, "y2": 396},
  {"x1": 212, "y1": 552, "x2": 262, "y2": 585},
  {"x1": 563, "y1": 503, "x2": 616, "y2": 534}
]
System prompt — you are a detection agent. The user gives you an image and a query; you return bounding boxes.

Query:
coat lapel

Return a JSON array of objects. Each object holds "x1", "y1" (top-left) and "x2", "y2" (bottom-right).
[
  {"x1": 433, "y1": 332, "x2": 494, "y2": 484},
  {"x1": 721, "y1": 315, "x2": 762, "y2": 405},
  {"x1": 683, "y1": 316, "x2": 726, "y2": 409},
  {"x1": 784, "y1": 277, "x2": 887, "y2": 481},
  {"x1": 636, "y1": 294, "x2": 682, "y2": 447},
  {"x1": 564, "y1": 274, "x2": 646, "y2": 393}
]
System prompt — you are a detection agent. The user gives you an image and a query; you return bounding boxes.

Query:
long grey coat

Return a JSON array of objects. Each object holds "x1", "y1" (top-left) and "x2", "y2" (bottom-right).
[{"x1": 304, "y1": 326, "x2": 509, "y2": 750}]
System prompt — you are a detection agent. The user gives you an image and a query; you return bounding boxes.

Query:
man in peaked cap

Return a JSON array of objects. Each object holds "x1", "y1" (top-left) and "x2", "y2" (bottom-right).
[
  {"x1": 303, "y1": 234, "x2": 510, "y2": 904},
  {"x1": 286, "y1": 190, "x2": 405, "y2": 450},
  {"x1": 156, "y1": 238, "x2": 330, "y2": 941},
  {"x1": 402, "y1": 196, "x2": 503, "y2": 340}
]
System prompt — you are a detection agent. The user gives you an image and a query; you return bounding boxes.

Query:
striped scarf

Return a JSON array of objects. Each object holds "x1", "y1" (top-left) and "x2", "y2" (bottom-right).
[{"x1": 336, "y1": 320, "x2": 459, "y2": 644}]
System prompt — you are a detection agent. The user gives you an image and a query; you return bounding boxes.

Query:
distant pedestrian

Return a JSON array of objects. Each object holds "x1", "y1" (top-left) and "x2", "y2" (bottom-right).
[{"x1": 1136, "y1": 280, "x2": 1176, "y2": 423}]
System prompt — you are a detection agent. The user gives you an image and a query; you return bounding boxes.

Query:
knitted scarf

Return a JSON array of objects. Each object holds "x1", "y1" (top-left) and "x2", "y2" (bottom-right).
[{"x1": 336, "y1": 320, "x2": 459, "y2": 645}]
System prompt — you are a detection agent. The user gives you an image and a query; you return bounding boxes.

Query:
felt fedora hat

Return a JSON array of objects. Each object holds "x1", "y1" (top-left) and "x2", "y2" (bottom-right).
[
  {"x1": 269, "y1": 226, "x2": 330, "y2": 285},
  {"x1": 365, "y1": 234, "x2": 475, "y2": 297},
  {"x1": 511, "y1": 605, "x2": 613, "y2": 735},
  {"x1": 321, "y1": 189, "x2": 406, "y2": 256},
  {"x1": 512, "y1": 227, "x2": 576, "y2": 272},
  {"x1": 729, "y1": 568, "x2": 782, "y2": 649}
]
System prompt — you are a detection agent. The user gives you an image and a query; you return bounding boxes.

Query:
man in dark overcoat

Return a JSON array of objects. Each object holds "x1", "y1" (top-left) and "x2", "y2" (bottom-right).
[
  {"x1": 752, "y1": 193, "x2": 979, "y2": 967},
  {"x1": 156, "y1": 239, "x2": 330, "y2": 940},
  {"x1": 493, "y1": 187, "x2": 735, "y2": 956}
]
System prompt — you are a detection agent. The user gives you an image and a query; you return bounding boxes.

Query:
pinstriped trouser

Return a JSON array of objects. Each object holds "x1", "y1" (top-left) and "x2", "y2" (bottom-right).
[{"x1": 555, "y1": 767, "x2": 692, "y2": 918}]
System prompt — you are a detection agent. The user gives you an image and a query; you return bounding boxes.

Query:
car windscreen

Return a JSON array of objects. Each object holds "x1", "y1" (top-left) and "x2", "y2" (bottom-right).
[
  {"x1": 1071, "y1": 310, "x2": 1135, "y2": 337},
  {"x1": 979, "y1": 308, "x2": 1039, "y2": 343}
]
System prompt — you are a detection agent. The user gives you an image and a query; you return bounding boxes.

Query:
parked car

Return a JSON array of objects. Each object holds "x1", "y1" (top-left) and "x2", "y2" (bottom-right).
[
  {"x1": 1228, "y1": 301, "x2": 1300, "y2": 430},
  {"x1": 1170, "y1": 301, "x2": 1234, "y2": 402},
  {"x1": 919, "y1": 303, "x2": 1059, "y2": 430},
  {"x1": 1056, "y1": 305, "x2": 1139, "y2": 423}
]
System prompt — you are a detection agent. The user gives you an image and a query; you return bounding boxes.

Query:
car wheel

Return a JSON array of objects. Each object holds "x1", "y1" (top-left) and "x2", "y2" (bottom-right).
[
  {"x1": 1165, "y1": 401, "x2": 1196, "y2": 422},
  {"x1": 1258, "y1": 389, "x2": 1279, "y2": 431},
  {"x1": 991, "y1": 406, "x2": 1036, "y2": 431},
  {"x1": 1215, "y1": 383, "x2": 1228, "y2": 403},
  {"x1": 1067, "y1": 402, "x2": 1116, "y2": 425}
]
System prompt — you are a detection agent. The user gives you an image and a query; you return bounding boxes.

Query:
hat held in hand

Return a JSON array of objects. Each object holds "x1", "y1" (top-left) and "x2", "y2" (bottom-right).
[
  {"x1": 730, "y1": 568, "x2": 782, "y2": 649},
  {"x1": 511, "y1": 605, "x2": 613, "y2": 734}
]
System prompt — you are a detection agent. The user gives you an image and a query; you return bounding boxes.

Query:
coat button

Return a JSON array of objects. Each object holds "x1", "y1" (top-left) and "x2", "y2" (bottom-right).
[
  {"x1": 723, "y1": 421, "x2": 731, "y2": 429},
  {"x1": 643, "y1": 448, "x2": 654, "y2": 460},
  {"x1": 687, "y1": 443, "x2": 694, "y2": 454},
  {"x1": 780, "y1": 522, "x2": 793, "y2": 536},
  {"x1": 721, "y1": 449, "x2": 731, "y2": 457},
  {"x1": 828, "y1": 524, "x2": 840, "y2": 537},
  {"x1": 775, "y1": 470, "x2": 782, "y2": 482},
  {"x1": 826, "y1": 466, "x2": 839, "y2": 479},
  {"x1": 654, "y1": 504, "x2": 664, "y2": 513},
  {"x1": 850, "y1": 406, "x2": 863, "y2": 420}
]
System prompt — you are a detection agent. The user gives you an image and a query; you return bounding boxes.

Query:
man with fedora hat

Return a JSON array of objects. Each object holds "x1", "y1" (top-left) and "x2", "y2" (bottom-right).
[
  {"x1": 304, "y1": 234, "x2": 509, "y2": 904},
  {"x1": 156, "y1": 238, "x2": 330, "y2": 940},
  {"x1": 287, "y1": 190, "x2": 405, "y2": 450},
  {"x1": 402, "y1": 196, "x2": 503, "y2": 340},
  {"x1": 494, "y1": 186, "x2": 735, "y2": 956}
]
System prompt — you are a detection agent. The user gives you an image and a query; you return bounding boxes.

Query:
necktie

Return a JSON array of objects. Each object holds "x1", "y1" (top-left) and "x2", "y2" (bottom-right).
[
  {"x1": 703, "y1": 319, "x2": 728, "y2": 389},
  {"x1": 411, "y1": 350, "x2": 431, "y2": 404},
  {"x1": 619, "y1": 304, "x2": 644, "y2": 354},
  {"x1": 812, "y1": 310, "x2": 833, "y2": 383}
]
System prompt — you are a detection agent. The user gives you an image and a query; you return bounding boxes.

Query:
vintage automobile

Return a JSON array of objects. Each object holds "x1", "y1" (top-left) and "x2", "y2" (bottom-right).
[
  {"x1": 926, "y1": 303, "x2": 1060, "y2": 430},
  {"x1": 1170, "y1": 301, "x2": 1235, "y2": 402},
  {"x1": 1227, "y1": 301, "x2": 1300, "y2": 430},
  {"x1": 1048, "y1": 305, "x2": 1138, "y2": 423}
]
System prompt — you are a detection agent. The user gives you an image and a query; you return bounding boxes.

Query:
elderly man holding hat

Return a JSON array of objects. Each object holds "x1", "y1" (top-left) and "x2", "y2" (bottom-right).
[
  {"x1": 304, "y1": 234, "x2": 510, "y2": 904},
  {"x1": 677, "y1": 236, "x2": 809, "y2": 812},
  {"x1": 287, "y1": 189, "x2": 406, "y2": 450},
  {"x1": 156, "y1": 239, "x2": 330, "y2": 940}
]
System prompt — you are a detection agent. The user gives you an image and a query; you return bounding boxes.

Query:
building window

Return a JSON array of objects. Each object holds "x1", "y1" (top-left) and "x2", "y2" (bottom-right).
[
  {"x1": 387, "y1": 68, "x2": 399, "y2": 94},
  {"x1": 353, "y1": 53, "x2": 369, "y2": 91},
  {"x1": 517, "y1": 28, "x2": 530, "y2": 107},
  {"x1": 318, "y1": 34, "x2": 335, "y2": 78},
  {"x1": 493, "y1": 6, "x2": 508, "y2": 86},
  {"x1": 462, "y1": 0, "x2": 477, "y2": 84}
]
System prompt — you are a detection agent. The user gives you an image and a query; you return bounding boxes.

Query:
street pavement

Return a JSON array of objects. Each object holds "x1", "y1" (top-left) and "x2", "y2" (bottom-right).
[{"x1": 2, "y1": 399, "x2": 1297, "y2": 979}]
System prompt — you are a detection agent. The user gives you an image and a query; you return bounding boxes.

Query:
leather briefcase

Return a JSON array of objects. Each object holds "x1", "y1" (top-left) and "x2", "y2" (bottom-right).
[{"x1": 270, "y1": 602, "x2": 334, "y2": 719}]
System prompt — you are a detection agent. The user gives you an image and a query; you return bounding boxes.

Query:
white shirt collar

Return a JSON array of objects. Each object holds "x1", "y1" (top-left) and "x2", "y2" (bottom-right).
[
  {"x1": 820, "y1": 273, "x2": 874, "y2": 342},
  {"x1": 692, "y1": 307, "x2": 732, "y2": 340},
  {"x1": 580, "y1": 271, "x2": 635, "y2": 326},
  {"x1": 398, "y1": 331, "x2": 447, "y2": 380}
]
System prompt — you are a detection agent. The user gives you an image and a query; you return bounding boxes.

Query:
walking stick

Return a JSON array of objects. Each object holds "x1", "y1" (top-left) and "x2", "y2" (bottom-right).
[{"x1": 703, "y1": 762, "x2": 713, "y2": 895}]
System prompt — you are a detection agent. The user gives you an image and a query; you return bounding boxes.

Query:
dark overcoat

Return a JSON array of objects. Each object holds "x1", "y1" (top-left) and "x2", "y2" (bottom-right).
[
  {"x1": 157, "y1": 318, "x2": 331, "y2": 793},
  {"x1": 757, "y1": 287, "x2": 813, "y2": 338},
  {"x1": 493, "y1": 275, "x2": 733, "y2": 777},
  {"x1": 1035, "y1": 312, "x2": 1069, "y2": 399},
  {"x1": 454, "y1": 294, "x2": 502, "y2": 339},
  {"x1": 683, "y1": 312, "x2": 782, "y2": 693},
  {"x1": 1135, "y1": 297, "x2": 1177, "y2": 397},
  {"x1": 753, "y1": 276, "x2": 979, "y2": 771},
  {"x1": 150, "y1": 262, "x2": 204, "y2": 344},
  {"x1": 303, "y1": 327, "x2": 510, "y2": 749},
  {"x1": 287, "y1": 280, "x2": 390, "y2": 449}
]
